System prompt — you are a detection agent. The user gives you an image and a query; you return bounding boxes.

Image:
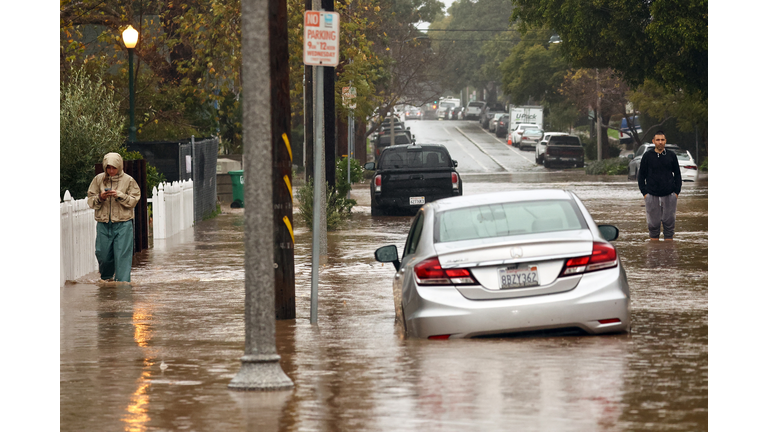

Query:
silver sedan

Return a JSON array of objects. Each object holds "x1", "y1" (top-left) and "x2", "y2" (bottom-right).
[{"x1": 375, "y1": 189, "x2": 631, "y2": 339}]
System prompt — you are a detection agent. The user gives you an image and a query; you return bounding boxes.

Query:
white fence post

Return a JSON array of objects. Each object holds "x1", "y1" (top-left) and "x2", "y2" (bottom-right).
[
  {"x1": 152, "y1": 180, "x2": 194, "y2": 240},
  {"x1": 60, "y1": 191, "x2": 98, "y2": 287}
]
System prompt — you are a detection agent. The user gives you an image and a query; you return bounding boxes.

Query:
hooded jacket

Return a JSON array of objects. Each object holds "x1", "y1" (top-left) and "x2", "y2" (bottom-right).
[{"x1": 87, "y1": 153, "x2": 141, "y2": 222}]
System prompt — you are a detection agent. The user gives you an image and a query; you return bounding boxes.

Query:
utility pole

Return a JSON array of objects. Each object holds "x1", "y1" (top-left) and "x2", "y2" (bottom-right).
[
  {"x1": 270, "y1": 0, "x2": 295, "y2": 320},
  {"x1": 323, "y1": 0, "x2": 336, "y2": 189},
  {"x1": 229, "y1": 0, "x2": 293, "y2": 391},
  {"x1": 595, "y1": 68, "x2": 603, "y2": 162},
  {"x1": 304, "y1": 0, "x2": 313, "y2": 182}
]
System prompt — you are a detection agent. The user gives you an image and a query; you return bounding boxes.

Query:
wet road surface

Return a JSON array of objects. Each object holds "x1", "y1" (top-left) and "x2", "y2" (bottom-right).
[{"x1": 61, "y1": 123, "x2": 707, "y2": 431}]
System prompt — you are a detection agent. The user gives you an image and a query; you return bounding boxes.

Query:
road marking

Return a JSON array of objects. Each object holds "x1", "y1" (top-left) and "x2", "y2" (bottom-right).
[
  {"x1": 453, "y1": 126, "x2": 514, "y2": 171},
  {"x1": 440, "y1": 125, "x2": 491, "y2": 171},
  {"x1": 477, "y1": 126, "x2": 536, "y2": 162}
]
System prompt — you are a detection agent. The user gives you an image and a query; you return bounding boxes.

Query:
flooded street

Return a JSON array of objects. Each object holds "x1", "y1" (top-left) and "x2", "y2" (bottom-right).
[
  {"x1": 61, "y1": 176, "x2": 707, "y2": 431},
  {"x1": 61, "y1": 121, "x2": 707, "y2": 431}
]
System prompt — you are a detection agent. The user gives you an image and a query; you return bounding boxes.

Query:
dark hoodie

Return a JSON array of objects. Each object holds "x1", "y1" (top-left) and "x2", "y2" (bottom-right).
[{"x1": 637, "y1": 148, "x2": 682, "y2": 197}]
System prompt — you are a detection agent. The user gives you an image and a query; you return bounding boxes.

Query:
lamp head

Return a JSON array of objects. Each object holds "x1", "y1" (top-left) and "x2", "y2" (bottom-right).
[{"x1": 122, "y1": 25, "x2": 139, "y2": 49}]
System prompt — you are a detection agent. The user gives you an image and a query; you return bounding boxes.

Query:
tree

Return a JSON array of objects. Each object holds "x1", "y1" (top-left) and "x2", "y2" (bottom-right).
[
  {"x1": 510, "y1": 0, "x2": 707, "y2": 97},
  {"x1": 60, "y1": 66, "x2": 126, "y2": 200},
  {"x1": 429, "y1": 0, "x2": 516, "y2": 100}
]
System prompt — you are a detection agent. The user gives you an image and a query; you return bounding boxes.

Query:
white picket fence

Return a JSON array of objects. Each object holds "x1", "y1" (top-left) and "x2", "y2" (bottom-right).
[
  {"x1": 60, "y1": 180, "x2": 195, "y2": 286},
  {"x1": 151, "y1": 180, "x2": 194, "y2": 239},
  {"x1": 60, "y1": 191, "x2": 98, "y2": 286}
]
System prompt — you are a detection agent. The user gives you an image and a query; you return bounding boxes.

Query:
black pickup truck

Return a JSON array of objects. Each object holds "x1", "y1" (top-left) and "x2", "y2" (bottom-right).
[
  {"x1": 364, "y1": 144, "x2": 462, "y2": 216},
  {"x1": 541, "y1": 134, "x2": 585, "y2": 168}
]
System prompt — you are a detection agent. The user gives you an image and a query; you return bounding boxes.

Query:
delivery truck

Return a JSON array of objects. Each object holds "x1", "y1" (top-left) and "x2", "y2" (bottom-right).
[{"x1": 508, "y1": 105, "x2": 544, "y2": 129}]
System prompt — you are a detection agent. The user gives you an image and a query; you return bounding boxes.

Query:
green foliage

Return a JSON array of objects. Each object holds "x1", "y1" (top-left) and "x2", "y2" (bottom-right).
[
  {"x1": 501, "y1": 32, "x2": 568, "y2": 106},
  {"x1": 700, "y1": 158, "x2": 707, "y2": 172},
  {"x1": 585, "y1": 158, "x2": 630, "y2": 176},
  {"x1": 297, "y1": 177, "x2": 357, "y2": 231},
  {"x1": 582, "y1": 137, "x2": 622, "y2": 161},
  {"x1": 60, "y1": 66, "x2": 126, "y2": 200},
  {"x1": 511, "y1": 0, "x2": 707, "y2": 96}
]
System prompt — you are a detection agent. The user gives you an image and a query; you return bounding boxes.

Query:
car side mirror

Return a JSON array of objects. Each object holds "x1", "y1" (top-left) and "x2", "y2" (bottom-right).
[
  {"x1": 627, "y1": 153, "x2": 634, "y2": 159},
  {"x1": 375, "y1": 245, "x2": 401, "y2": 271},
  {"x1": 453, "y1": 159, "x2": 458, "y2": 167},
  {"x1": 364, "y1": 162, "x2": 375, "y2": 170},
  {"x1": 598, "y1": 225, "x2": 619, "y2": 241}
]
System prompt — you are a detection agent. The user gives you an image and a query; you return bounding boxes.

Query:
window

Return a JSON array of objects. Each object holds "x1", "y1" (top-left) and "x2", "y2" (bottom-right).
[
  {"x1": 379, "y1": 148, "x2": 450, "y2": 169},
  {"x1": 435, "y1": 200, "x2": 587, "y2": 243},
  {"x1": 548, "y1": 136, "x2": 581, "y2": 146},
  {"x1": 403, "y1": 212, "x2": 425, "y2": 257}
]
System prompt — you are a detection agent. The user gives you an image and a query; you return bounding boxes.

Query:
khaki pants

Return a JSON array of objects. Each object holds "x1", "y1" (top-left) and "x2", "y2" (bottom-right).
[{"x1": 645, "y1": 194, "x2": 677, "y2": 239}]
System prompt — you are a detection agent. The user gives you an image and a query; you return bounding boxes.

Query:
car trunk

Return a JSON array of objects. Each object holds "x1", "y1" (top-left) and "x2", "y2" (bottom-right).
[{"x1": 434, "y1": 230, "x2": 593, "y2": 300}]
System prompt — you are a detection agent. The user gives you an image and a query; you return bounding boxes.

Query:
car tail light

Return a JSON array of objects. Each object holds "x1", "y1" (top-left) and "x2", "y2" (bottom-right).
[
  {"x1": 374, "y1": 175, "x2": 382, "y2": 192},
  {"x1": 451, "y1": 172, "x2": 459, "y2": 190},
  {"x1": 560, "y1": 242, "x2": 617, "y2": 276},
  {"x1": 683, "y1": 165, "x2": 697, "y2": 170},
  {"x1": 414, "y1": 257, "x2": 477, "y2": 285},
  {"x1": 428, "y1": 334, "x2": 452, "y2": 340},
  {"x1": 598, "y1": 318, "x2": 621, "y2": 324}
]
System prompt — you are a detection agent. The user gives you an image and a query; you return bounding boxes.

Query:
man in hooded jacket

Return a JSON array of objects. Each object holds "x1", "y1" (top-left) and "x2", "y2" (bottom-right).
[{"x1": 87, "y1": 153, "x2": 141, "y2": 282}]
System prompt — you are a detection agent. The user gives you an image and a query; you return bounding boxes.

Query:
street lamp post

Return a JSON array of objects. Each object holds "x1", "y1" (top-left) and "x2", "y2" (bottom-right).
[{"x1": 122, "y1": 25, "x2": 139, "y2": 142}]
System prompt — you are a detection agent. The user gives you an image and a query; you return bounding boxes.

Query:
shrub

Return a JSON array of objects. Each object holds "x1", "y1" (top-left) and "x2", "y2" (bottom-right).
[
  {"x1": 297, "y1": 179, "x2": 356, "y2": 231},
  {"x1": 60, "y1": 66, "x2": 125, "y2": 200},
  {"x1": 585, "y1": 157, "x2": 630, "y2": 175},
  {"x1": 582, "y1": 136, "x2": 621, "y2": 160},
  {"x1": 699, "y1": 158, "x2": 708, "y2": 172}
]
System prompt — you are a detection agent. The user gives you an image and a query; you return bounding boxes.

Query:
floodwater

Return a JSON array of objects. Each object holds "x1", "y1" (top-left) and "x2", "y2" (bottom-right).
[{"x1": 60, "y1": 172, "x2": 707, "y2": 431}]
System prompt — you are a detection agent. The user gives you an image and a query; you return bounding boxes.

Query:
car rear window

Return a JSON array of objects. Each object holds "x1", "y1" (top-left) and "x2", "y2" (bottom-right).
[
  {"x1": 469, "y1": 102, "x2": 484, "y2": 108},
  {"x1": 379, "y1": 148, "x2": 452, "y2": 169},
  {"x1": 548, "y1": 136, "x2": 581, "y2": 146},
  {"x1": 435, "y1": 200, "x2": 587, "y2": 243}
]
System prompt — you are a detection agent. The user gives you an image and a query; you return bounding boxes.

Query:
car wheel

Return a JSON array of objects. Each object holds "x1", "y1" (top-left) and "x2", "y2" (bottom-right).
[
  {"x1": 544, "y1": 160, "x2": 550, "y2": 168},
  {"x1": 371, "y1": 204, "x2": 384, "y2": 216}
]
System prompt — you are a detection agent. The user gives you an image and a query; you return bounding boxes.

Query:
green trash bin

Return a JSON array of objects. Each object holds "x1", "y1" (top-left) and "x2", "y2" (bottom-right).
[{"x1": 228, "y1": 170, "x2": 244, "y2": 208}]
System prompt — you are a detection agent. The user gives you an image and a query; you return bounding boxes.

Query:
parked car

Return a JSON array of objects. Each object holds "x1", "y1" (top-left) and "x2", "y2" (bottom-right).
[
  {"x1": 450, "y1": 106, "x2": 466, "y2": 120},
  {"x1": 541, "y1": 135, "x2": 584, "y2": 168},
  {"x1": 465, "y1": 101, "x2": 485, "y2": 120},
  {"x1": 364, "y1": 144, "x2": 462, "y2": 216},
  {"x1": 374, "y1": 189, "x2": 631, "y2": 339},
  {"x1": 495, "y1": 114, "x2": 511, "y2": 137},
  {"x1": 627, "y1": 143, "x2": 697, "y2": 181},
  {"x1": 375, "y1": 131, "x2": 414, "y2": 159},
  {"x1": 519, "y1": 128, "x2": 544, "y2": 150},
  {"x1": 480, "y1": 105, "x2": 504, "y2": 129},
  {"x1": 489, "y1": 113, "x2": 505, "y2": 133},
  {"x1": 535, "y1": 132, "x2": 569, "y2": 164},
  {"x1": 509, "y1": 123, "x2": 540, "y2": 146}
]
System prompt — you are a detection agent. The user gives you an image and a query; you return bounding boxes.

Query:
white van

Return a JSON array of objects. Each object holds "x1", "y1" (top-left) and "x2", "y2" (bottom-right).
[{"x1": 437, "y1": 98, "x2": 462, "y2": 119}]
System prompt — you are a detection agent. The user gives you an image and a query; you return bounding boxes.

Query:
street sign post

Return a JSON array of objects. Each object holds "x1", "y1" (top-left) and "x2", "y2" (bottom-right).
[{"x1": 303, "y1": 11, "x2": 340, "y2": 67}]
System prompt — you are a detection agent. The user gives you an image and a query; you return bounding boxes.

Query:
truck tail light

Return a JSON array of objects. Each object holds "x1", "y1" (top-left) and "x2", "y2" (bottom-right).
[
  {"x1": 374, "y1": 175, "x2": 382, "y2": 192},
  {"x1": 560, "y1": 242, "x2": 617, "y2": 277},
  {"x1": 451, "y1": 172, "x2": 459, "y2": 190},
  {"x1": 414, "y1": 257, "x2": 477, "y2": 285}
]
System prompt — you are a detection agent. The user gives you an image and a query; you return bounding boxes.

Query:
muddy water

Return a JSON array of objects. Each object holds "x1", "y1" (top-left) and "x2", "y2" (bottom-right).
[{"x1": 60, "y1": 174, "x2": 707, "y2": 431}]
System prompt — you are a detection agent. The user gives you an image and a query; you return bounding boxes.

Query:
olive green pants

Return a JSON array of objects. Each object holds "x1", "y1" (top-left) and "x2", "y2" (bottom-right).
[{"x1": 95, "y1": 220, "x2": 134, "y2": 282}]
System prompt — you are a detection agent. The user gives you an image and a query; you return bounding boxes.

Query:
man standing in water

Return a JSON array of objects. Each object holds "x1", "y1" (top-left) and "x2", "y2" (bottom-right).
[
  {"x1": 637, "y1": 131, "x2": 682, "y2": 241},
  {"x1": 87, "y1": 152, "x2": 141, "y2": 282}
]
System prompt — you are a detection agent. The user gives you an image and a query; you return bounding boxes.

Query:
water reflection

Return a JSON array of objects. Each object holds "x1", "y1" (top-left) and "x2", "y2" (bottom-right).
[{"x1": 61, "y1": 178, "x2": 707, "y2": 431}]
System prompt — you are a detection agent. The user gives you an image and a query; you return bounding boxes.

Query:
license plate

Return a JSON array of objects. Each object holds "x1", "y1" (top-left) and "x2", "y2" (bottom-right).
[
  {"x1": 498, "y1": 265, "x2": 539, "y2": 289},
  {"x1": 410, "y1": 196, "x2": 425, "y2": 205}
]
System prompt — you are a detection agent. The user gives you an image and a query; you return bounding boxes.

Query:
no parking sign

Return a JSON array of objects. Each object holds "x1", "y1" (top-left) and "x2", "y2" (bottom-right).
[{"x1": 303, "y1": 11, "x2": 340, "y2": 67}]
